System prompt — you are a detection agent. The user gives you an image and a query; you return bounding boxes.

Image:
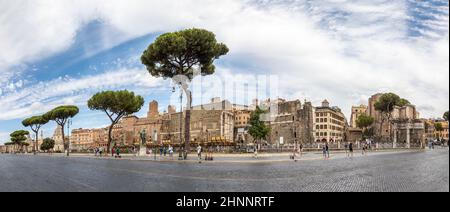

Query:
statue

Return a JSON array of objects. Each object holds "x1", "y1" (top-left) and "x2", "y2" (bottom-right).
[
  {"x1": 139, "y1": 129, "x2": 147, "y2": 156},
  {"x1": 140, "y1": 130, "x2": 147, "y2": 145}
]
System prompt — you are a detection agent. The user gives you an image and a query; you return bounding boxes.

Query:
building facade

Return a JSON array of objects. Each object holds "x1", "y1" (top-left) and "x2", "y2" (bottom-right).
[
  {"x1": 433, "y1": 120, "x2": 449, "y2": 141},
  {"x1": 234, "y1": 110, "x2": 252, "y2": 145},
  {"x1": 350, "y1": 105, "x2": 368, "y2": 128},
  {"x1": 69, "y1": 100, "x2": 236, "y2": 151},
  {"x1": 71, "y1": 129, "x2": 95, "y2": 151},
  {"x1": 160, "y1": 109, "x2": 235, "y2": 145},
  {"x1": 367, "y1": 93, "x2": 425, "y2": 147},
  {"x1": 313, "y1": 100, "x2": 346, "y2": 144},
  {"x1": 52, "y1": 126, "x2": 66, "y2": 152},
  {"x1": 267, "y1": 99, "x2": 314, "y2": 147}
]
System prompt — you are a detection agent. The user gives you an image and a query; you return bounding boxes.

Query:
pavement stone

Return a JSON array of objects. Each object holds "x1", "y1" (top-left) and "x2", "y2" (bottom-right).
[{"x1": 0, "y1": 149, "x2": 447, "y2": 192}]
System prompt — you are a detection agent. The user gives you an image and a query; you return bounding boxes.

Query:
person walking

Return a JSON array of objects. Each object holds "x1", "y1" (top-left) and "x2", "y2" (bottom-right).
[
  {"x1": 349, "y1": 142, "x2": 354, "y2": 158},
  {"x1": 112, "y1": 146, "x2": 115, "y2": 157},
  {"x1": 344, "y1": 142, "x2": 349, "y2": 157},
  {"x1": 163, "y1": 146, "x2": 167, "y2": 157},
  {"x1": 197, "y1": 144, "x2": 203, "y2": 163},
  {"x1": 322, "y1": 144, "x2": 327, "y2": 160},
  {"x1": 168, "y1": 145, "x2": 174, "y2": 160},
  {"x1": 362, "y1": 144, "x2": 366, "y2": 155},
  {"x1": 292, "y1": 147, "x2": 297, "y2": 162},
  {"x1": 299, "y1": 143, "x2": 304, "y2": 158},
  {"x1": 115, "y1": 146, "x2": 120, "y2": 158},
  {"x1": 325, "y1": 143, "x2": 330, "y2": 159}
]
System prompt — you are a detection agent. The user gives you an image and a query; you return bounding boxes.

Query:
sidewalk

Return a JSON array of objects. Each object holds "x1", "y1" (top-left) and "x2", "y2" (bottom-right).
[{"x1": 32, "y1": 149, "x2": 426, "y2": 163}]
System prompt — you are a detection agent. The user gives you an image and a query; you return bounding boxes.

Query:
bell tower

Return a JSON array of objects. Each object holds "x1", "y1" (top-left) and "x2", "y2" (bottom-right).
[{"x1": 148, "y1": 100, "x2": 159, "y2": 119}]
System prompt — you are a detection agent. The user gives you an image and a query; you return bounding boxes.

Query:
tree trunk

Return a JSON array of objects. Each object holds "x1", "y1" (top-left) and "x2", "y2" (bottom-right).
[
  {"x1": 185, "y1": 110, "x2": 191, "y2": 153},
  {"x1": 107, "y1": 124, "x2": 114, "y2": 154},
  {"x1": 61, "y1": 124, "x2": 67, "y2": 156},
  {"x1": 388, "y1": 118, "x2": 392, "y2": 142},
  {"x1": 379, "y1": 118, "x2": 383, "y2": 142},
  {"x1": 182, "y1": 87, "x2": 192, "y2": 154},
  {"x1": 34, "y1": 130, "x2": 39, "y2": 154}
]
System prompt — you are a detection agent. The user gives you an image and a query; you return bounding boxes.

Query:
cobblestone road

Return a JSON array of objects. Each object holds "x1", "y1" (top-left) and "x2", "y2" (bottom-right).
[{"x1": 0, "y1": 149, "x2": 448, "y2": 192}]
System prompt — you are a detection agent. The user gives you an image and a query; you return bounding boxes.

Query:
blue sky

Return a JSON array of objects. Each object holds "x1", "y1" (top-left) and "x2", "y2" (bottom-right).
[{"x1": 0, "y1": 0, "x2": 449, "y2": 143}]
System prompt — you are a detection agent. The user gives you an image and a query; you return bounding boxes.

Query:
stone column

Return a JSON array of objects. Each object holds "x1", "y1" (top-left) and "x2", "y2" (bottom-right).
[
  {"x1": 393, "y1": 124, "x2": 397, "y2": 149},
  {"x1": 406, "y1": 124, "x2": 411, "y2": 149}
]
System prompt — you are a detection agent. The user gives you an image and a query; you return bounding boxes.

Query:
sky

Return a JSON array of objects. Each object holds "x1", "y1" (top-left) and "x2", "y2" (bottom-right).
[{"x1": 0, "y1": 0, "x2": 449, "y2": 143}]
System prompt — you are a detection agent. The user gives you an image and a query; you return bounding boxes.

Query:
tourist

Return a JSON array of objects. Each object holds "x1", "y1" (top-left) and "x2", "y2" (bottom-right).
[
  {"x1": 159, "y1": 145, "x2": 163, "y2": 157},
  {"x1": 322, "y1": 145, "x2": 327, "y2": 159},
  {"x1": 362, "y1": 144, "x2": 366, "y2": 155},
  {"x1": 299, "y1": 143, "x2": 304, "y2": 158},
  {"x1": 325, "y1": 143, "x2": 330, "y2": 159},
  {"x1": 111, "y1": 146, "x2": 115, "y2": 157},
  {"x1": 292, "y1": 147, "x2": 297, "y2": 161},
  {"x1": 344, "y1": 142, "x2": 349, "y2": 157},
  {"x1": 99, "y1": 148, "x2": 103, "y2": 157},
  {"x1": 163, "y1": 146, "x2": 167, "y2": 157},
  {"x1": 349, "y1": 142, "x2": 354, "y2": 158},
  {"x1": 115, "y1": 146, "x2": 120, "y2": 158},
  {"x1": 168, "y1": 145, "x2": 174, "y2": 160},
  {"x1": 197, "y1": 144, "x2": 203, "y2": 163}
]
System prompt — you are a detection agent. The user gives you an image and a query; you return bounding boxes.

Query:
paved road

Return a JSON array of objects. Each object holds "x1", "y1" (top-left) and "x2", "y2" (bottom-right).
[{"x1": 0, "y1": 149, "x2": 448, "y2": 192}]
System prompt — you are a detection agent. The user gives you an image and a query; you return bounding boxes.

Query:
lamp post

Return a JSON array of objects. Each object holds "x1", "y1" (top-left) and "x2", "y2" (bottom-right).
[
  {"x1": 40, "y1": 129, "x2": 43, "y2": 154},
  {"x1": 206, "y1": 129, "x2": 211, "y2": 160}
]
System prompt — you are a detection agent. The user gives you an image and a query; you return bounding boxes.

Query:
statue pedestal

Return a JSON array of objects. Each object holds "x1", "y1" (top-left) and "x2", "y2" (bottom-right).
[{"x1": 139, "y1": 146, "x2": 147, "y2": 156}]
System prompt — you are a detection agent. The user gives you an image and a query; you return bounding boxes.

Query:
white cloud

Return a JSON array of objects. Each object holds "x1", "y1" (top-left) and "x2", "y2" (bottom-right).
[
  {"x1": 0, "y1": 67, "x2": 163, "y2": 120},
  {"x1": 0, "y1": 0, "x2": 448, "y2": 121},
  {"x1": 0, "y1": 132, "x2": 9, "y2": 144}
]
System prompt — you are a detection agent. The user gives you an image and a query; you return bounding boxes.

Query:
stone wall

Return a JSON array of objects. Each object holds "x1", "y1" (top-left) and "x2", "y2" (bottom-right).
[{"x1": 267, "y1": 100, "x2": 314, "y2": 146}]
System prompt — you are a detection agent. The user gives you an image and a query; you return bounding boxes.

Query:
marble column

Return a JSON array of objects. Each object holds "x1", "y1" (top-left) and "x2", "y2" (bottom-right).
[
  {"x1": 393, "y1": 124, "x2": 397, "y2": 149},
  {"x1": 406, "y1": 124, "x2": 411, "y2": 149}
]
